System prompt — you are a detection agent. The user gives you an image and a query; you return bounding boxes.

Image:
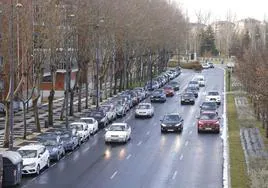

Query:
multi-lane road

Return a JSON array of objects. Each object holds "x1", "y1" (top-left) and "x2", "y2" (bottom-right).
[{"x1": 20, "y1": 67, "x2": 225, "y2": 188}]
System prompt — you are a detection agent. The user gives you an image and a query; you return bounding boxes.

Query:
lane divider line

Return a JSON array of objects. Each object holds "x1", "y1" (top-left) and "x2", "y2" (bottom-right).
[
  {"x1": 189, "y1": 130, "x2": 193, "y2": 135},
  {"x1": 172, "y1": 171, "x2": 178, "y2": 180},
  {"x1": 110, "y1": 171, "x2": 118, "y2": 179},
  {"x1": 179, "y1": 154, "x2": 184, "y2": 160},
  {"x1": 137, "y1": 141, "x2": 143, "y2": 146},
  {"x1": 126, "y1": 154, "x2": 132, "y2": 160},
  {"x1": 146, "y1": 131, "x2": 150, "y2": 135},
  {"x1": 185, "y1": 141, "x2": 189, "y2": 147}
]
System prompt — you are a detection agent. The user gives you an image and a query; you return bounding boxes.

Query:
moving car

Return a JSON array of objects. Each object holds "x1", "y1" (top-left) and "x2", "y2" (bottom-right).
[
  {"x1": 80, "y1": 117, "x2": 99, "y2": 135},
  {"x1": 135, "y1": 103, "x2": 154, "y2": 118},
  {"x1": 70, "y1": 122, "x2": 90, "y2": 141},
  {"x1": 200, "y1": 101, "x2": 218, "y2": 114},
  {"x1": 104, "y1": 123, "x2": 131, "y2": 143},
  {"x1": 160, "y1": 113, "x2": 184, "y2": 133},
  {"x1": 188, "y1": 80, "x2": 200, "y2": 90},
  {"x1": 169, "y1": 81, "x2": 180, "y2": 91},
  {"x1": 17, "y1": 144, "x2": 50, "y2": 175},
  {"x1": 205, "y1": 91, "x2": 221, "y2": 105},
  {"x1": 197, "y1": 111, "x2": 220, "y2": 133},
  {"x1": 195, "y1": 75, "x2": 205, "y2": 87},
  {"x1": 163, "y1": 85, "x2": 175, "y2": 97},
  {"x1": 181, "y1": 92, "x2": 195, "y2": 105},
  {"x1": 185, "y1": 86, "x2": 198, "y2": 98},
  {"x1": 150, "y1": 89, "x2": 166, "y2": 103},
  {"x1": 208, "y1": 62, "x2": 214, "y2": 68},
  {"x1": 202, "y1": 62, "x2": 210, "y2": 69}
]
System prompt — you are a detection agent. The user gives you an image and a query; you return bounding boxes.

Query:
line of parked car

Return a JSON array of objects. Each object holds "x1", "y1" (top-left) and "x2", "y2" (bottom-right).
[{"x1": 13, "y1": 68, "x2": 182, "y2": 178}]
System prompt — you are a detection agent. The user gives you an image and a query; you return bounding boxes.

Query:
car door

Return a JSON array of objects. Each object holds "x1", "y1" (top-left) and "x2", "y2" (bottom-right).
[
  {"x1": 39, "y1": 147, "x2": 46, "y2": 169},
  {"x1": 127, "y1": 124, "x2": 131, "y2": 138}
]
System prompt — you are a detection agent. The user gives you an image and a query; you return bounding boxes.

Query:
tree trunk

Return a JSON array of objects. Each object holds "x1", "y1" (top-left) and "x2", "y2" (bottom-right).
[
  {"x1": 3, "y1": 102, "x2": 10, "y2": 148},
  {"x1": 113, "y1": 73, "x2": 117, "y2": 95},
  {"x1": 22, "y1": 102, "x2": 27, "y2": 139},
  {"x1": 33, "y1": 95, "x2": 41, "y2": 132},
  {"x1": 60, "y1": 91, "x2": 66, "y2": 121},
  {"x1": 69, "y1": 89, "x2": 74, "y2": 116},
  {"x1": 48, "y1": 89, "x2": 55, "y2": 127},
  {"x1": 99, "y1": 78, "x2": 103, "y2": 102},
  {"x1": 119, "y1": 71, "x2": 123, "y2": 92},
  {"x1": 78, "y1": 82, "x2": 82, "y2": 112}
]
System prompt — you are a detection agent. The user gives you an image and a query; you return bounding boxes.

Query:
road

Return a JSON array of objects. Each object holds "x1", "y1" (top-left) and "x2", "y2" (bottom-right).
[{"x1": 19, "y1": 67, "x2": 224, "y2": 188}]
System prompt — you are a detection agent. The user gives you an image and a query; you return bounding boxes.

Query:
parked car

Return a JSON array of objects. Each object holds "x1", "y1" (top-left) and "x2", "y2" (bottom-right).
[
  {"x1": 181, "y1": 92, "x2": 195, "y2": 105},
  {"x1": 70, "y1": 122, "x2": 90, "y2": 141},
  {"x1": 202, "y1": 62, "x2": 210, "y2": 69},
  {"x1": 134, "y1": 87, "x2": 147, "y2": 99},
  {"x1": 88, "y1": 109, "x2": 109, "y2": 128},
  {"x1": 135, "y1": 103, "x2": 154, "y2": 118},
  {"x1": 200, "y1": 101, "x2": 218, "y2": 114},
  {"x1": 80, "y1": 117, "x2": 99, "y2": 135},
  {"x1": 205, "y1": 91, "x2": 221, "y2": 105},
  {"x1": 17, "y1": 144, "x2": 50, "y2": 175},
  {"x1": 160, "y1": 113, "x2": 184, "y2": 133},
  {"x1": 150, "y1": 89, "x2": 166, "y2": 103},
  {"x1": 114, "y1": 102, "x2": 127, "y2": 117},
  {"x1": 163, "y1": 85, "x2": 175, "y2": 97},
  {"x1": 100, "y1": 104, "x2": 117, "y2": 123},
  {"x1": 169, "y1": 81, "x2": 180, "y2": 91},
  {"x1": 116, "y1": 98, "x2": 130, "y2": 112},
  {"x1": 185, "y1": 86, "x2": 199, "y2": 98},
  {"x1": 37, "y1": 136, "x2": 65, "y2": 161},
  {"x1": 195, "y1": 75, "x2": 205, "y2": 87},
  {"x1": 208, "y1": 62, "x2": 214, "y2": 68},
  {"x1": 197, "y1": 111, "x2": 220, "y2": 133},
  {"x1": 104, "y1": 123, "x2": 131, "y2": 143},
  {"x1": 120, "y1": 94, "x2": 134, "y2": 108},
  {"x1": 58, "y1": 130, "x2": 80, "y2": 151}
]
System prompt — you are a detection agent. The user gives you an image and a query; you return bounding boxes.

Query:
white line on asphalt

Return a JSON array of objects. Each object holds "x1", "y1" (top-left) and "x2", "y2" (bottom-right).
[
  {"x1": 51, "y1": 163, "x2": 56, "y2": 167},
  {"x1": 172, "y1": 171, "x2": 178, "y2": 180},
  {"x1": 189, "y1": 130, "x2": 192, "y2": 135},
  {"x1": 67, "y1": 152, "x2": 72, "y2": 156},
  {"x1": 126, "y1": 154, "x2": 132, "y2": 160},
  {"x1": 179, "y1": 154, "x2": 183, "y2": 160},
  {"x1": 137, "y1": 141, "x2": 143, "y2": 146},
  {"x1": 146, "y1": 131, "x2": 150, "y2": 135},
  {"x1": 110, "y1": 171, "x2": 118, "y2": 179},
  {"x1": 185, "y1": 141, "x2": 189, "y2": 147}
]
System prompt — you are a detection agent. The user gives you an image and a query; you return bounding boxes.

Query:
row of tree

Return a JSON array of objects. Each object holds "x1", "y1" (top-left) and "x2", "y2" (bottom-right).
[{"x1": 1, "y1": 0, "x2": 188, "y2": 147}]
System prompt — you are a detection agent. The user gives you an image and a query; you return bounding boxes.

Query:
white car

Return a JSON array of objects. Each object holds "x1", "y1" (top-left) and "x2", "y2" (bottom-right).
[
  {"x1": 17, "y1": 144, "x2": 50, "y2": 175},
  {"x1": 135, "y1": 103, "x2": 154, "y2": 118},
  {"x1": 202, "y1": 63, "x2": 210, "y2": 69},
  {"x1": 105, "y1": 123, "x2": 131, "y2": 143},
  {"x1": 206, "y1": 91, "x2": 221, "y2": 105},
  {"x1": 70, "y1": 122, "x2": 90, "y2": 142},
  {"x1": 80, "y1": 117, "x2": 99, "y2": 135},
  {"x1": 195, "y1": 75, "x2": 205, "y2": 87}
]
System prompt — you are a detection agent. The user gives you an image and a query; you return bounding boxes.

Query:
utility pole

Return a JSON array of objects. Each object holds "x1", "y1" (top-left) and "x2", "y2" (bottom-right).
[{"x1": 9, "y1": 0, "x2": 15, "y2": 150}]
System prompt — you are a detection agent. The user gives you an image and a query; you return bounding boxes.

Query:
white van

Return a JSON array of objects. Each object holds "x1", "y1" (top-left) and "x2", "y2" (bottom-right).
[{"x1": 195, "y1": 75, "x2": 205, "y2": 87}]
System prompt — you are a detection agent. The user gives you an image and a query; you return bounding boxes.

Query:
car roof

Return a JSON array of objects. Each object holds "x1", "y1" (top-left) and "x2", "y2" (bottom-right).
[
  {"x1": 70, "y1": 122, "x2": 87, "y2": 125},
  {"x1": 111, "y1": 123, "x2": 127, "y2": 126},
  {"x1": 165, "y1": 113, "x2": 180, "y2": 116},
  {"x1": 18, "y1": 144, "x2": 44, "y2": 150},
  {"x1": 201, "y1": 111, "x2": 217, "y2": 114},
  {"x1": 138, "y1": 103, "x2": 151, "y2": 106}
]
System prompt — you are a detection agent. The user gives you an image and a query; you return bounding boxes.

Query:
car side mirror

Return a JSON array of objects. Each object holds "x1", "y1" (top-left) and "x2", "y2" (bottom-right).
[
  {"x1": 199, "y1": 105, "x2": 202, "y2": 108},
  {"x1": 38, "y1": 154, "x2": 42, "y2": 158}
]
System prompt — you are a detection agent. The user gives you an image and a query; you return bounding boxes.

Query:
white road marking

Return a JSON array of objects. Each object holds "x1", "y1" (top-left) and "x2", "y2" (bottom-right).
[
  {"x1": 51, "y1": 163, "x2": 56, "y2": 167},
  {"x1": 126, "y1": 154, "x2": 132, "y2": 160},
  {"x1": 146, "y1": 131, "x2": 150, "y2": 135},
  {"x1": 137, "y1": 141, "x2": 143, "y2": 146},
  {"x1": 179, "y1": 154, "x2": 184, "y2": 160},
  {"x1": 185, "y1": 141, "x2": 189, "y2": 146},
  {"x1": 189, "y1": 130, "x2": 193, "y2": 135},
  {"x1": 67, "y1": 152, "x2": 72, "y2": 156},
  {"x1": 110, "y1": 171, "x2": 118, "y2": 179},
  {"x1": 172, "y1": 171, "x2": 178, "y2": 180}
]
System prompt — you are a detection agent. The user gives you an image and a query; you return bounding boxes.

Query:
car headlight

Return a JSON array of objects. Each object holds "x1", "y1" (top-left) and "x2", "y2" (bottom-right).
[
  {"x1": 27, "y1": 162, "x2": 36, "y2": 167},
  {"x1": 161, "y1": 124, "x2": 167, "y2": 127},
  {"x1": 190, "y1": 98, "x2": 194, "y2": 101},
  {"x1": 100, "y1": 118, "x2": 105, "y2": 122},
  {"x1": 119, "y1": 135, "x2": 125, "y2": 138},
  {"x1": 175, "y1": 123, "x2": 182, "y2": 127},
  {"x1": 52, "y1": 148, "x2": 58, "y2": 152}
]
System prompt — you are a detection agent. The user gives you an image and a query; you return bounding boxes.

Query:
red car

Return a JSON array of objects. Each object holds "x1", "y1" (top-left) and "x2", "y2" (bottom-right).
[
  {"x1": 163, "y1": 85, "x2": 175, "y2": 97},
  {"x1": 197, "y1": 111, "x2": 220, "y2": 133}
]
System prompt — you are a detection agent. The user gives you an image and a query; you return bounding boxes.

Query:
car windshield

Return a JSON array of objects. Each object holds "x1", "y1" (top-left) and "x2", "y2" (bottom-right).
[
  {"x1": 90, "y1": 112, "x2": 104, "y2": 117},
  {"x1": 153, "y1": 90, "x2": 163, "y2": 95},
  {"x1": 189, "y1": 81, "x2": 198, "y2": 84},
  {"x1": 101, "y1": 106, "x2": 111, "y2": 111},
  {"x1": 183, "y1": 93, "x2": 193, "y2": 97},
  {"x1": 138, "y1": 104, "x2": 150, "y2": 109},
  {"x1": 170, "y1": 82, "x2": 178, "y2": 85},
  {"x1": 42, "y1": 140, "x2": 58, "y2": 146},
  {"x1": 81, "y1": 119, "x2": 93, "y2": 124},
  {"x1": 163, "y1": 115, "x2": 181, "y2": 122},
  {"x1": 201, "y1": 103, "x2": 217, "y2": 109},
  {"x1": 164, "y1": 86, "x2": 173, "y2": 90},
  {"x1": 72, "y1": 124, "x2": 83, "y2": 131},
  {"x1": 109, "y1": 125, "x2": 126, "y2": 131},
  {"x1": 61, "y1": 134, "x2": 71, "y2": 141},
  {"x1": 200, "y1": 113, "x2": 217, "y2": 120},
  {"x1": 18, "y1": 150, "x2": 37, "y2": 158},
  {"x1": 208, "y1": 92, "x2": 219, "y2": 96}
]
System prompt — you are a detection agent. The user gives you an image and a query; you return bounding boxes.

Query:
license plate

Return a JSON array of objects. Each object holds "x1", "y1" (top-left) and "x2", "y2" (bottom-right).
[
  {"x1": 205, "y1": 128, "x2": 212, "y2": 130},
  {"x1": 167, "y1": 129, "x2": 173, "y2": 131}
]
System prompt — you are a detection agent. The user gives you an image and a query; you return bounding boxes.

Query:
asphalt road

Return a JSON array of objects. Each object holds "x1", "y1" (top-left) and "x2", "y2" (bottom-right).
[{"x1": 19, "y1": 67, "x2": 224, "y2": 188}]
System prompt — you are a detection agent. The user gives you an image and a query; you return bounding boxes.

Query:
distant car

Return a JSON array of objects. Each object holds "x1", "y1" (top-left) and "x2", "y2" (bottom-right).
[
  {"x1": 169, "y1": 81, "x2": 180, "y2": 91},
  {"x1": 195, "y1": 75, "x2": 205, "y2": 87},
  {"x1": 185, "y1": 86, "x2": 198, "y2": 98},
  {"x1": 163, "y1": 85, "x2": 175, "y2": 97},
  {"x1": 206, "y1": 91, "x2": 221, "y2": 105},
  {"x1": 135, "y1": 103, "x2": 154, "y2": 118},
  {"x1": 160, "y1": 113, "x2": 184, "y2": 133},
  {"x1": 59, "y1": 131, "x2": 80, "y2": 151},
  {"x1": 17, "y1": 144, "x2": 50, "y2": 175},
  {"x1": 202, "y1": 63, "x2": 210, "y2": 69},
  {"x1": 88, "y1": 109, "x2": 109, "y2": 128},
  {"x1": 200, "y1": 101, "x2": 218, "y2": 114},
  {"x1": 197, "y1": 111, "x2": 220, "y2": 133},
  {"x1": 188, "y1": 80, "x2": 199, "y2": 90},
  {"x1": 150, "y1": 89, "x2": 166, "y2": 103},
  {"x1": 181, "y1": 92, "x2": 195, "y2": 105},
  {"x1": 70, "y1": 122, "x2": 90, "y2": 141},
  {"x1": 38, "y1": 136, "x2": 65, "y2": 161},
  {"x1": 105, "y1": 123, "x2": 131, "y2": 143},
  {"x1": 80, "y1": 117, "x2": 99, "y2": 135},
  {"x1": 208, "y1": 62, "x2": 214, "y2": 68}
]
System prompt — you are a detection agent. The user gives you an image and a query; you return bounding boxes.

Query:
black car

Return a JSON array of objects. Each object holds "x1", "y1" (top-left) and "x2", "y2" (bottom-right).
[
  {"x1": 200, "y1": 101, "x2": 218, "y2": 114},
  {"x1": 160, "y1": 113, "x2": 184, "y2": 133},
  {"x1": 58, "y1": 130, "x2": 80, "y2": 151},
  {"x1": 169, "y1": 81, "x2": 180, "y2": 91},
  {"x1": 185, "y1": 86, "x2": 198, "y2": 98},
  {"x1": 88, "y1": 109, "x2": 108, "y2": 128},
  {"x1": 181, "y1": 92, "x2": 195, "y2": 105},
  {"x1": 150, "y1": 89, "x2": 166, "y2": 103}
]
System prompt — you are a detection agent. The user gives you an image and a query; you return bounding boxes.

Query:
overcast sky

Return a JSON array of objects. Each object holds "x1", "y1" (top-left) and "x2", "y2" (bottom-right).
[{"x1": 177, "y1": 0, "x2": 268, "y2": 23}]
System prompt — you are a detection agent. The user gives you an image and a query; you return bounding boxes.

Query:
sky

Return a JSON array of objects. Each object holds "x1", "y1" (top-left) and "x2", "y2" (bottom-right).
[{"x1": 177, "y1": 0, "x2": 268, "y2": 23}]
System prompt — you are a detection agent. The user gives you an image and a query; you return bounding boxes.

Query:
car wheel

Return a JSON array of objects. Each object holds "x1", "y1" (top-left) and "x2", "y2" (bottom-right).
[
  {"x1": 215, "y1": 129, "x2": 220, "y2": 134},
  {"x1": 36, "y1": 165, "x2": 40, "y2": 175},
  {"x1": 46, "y1": 159, "x2": 50, "y2": 168}
]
